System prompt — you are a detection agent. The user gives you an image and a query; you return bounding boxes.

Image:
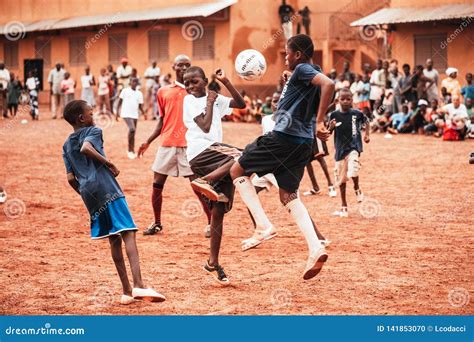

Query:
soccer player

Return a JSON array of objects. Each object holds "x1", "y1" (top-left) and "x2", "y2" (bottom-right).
[
  {"x1": 117, "y1": 77, "x2": 144, "y2": 159},
  {"x1": 330, "y1": 88, "x2": 370, "y2": 217},
  {"x1": 183, "y1": 66, "x2": 245, "y2": 284},
  {"x1": 62, "y1": 100, "x2": 165, "y2": 305},
  {"x1": 137, "y1": 55, "x2": 211, "y2": 237},
  {"x1": 229, "y1": 34, "x2": 335, "y2": 280}
]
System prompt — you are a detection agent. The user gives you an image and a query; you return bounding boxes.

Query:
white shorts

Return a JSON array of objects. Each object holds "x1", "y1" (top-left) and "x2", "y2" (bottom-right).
[
  {"x1": 334, "y1": 150, "x2": 361, "y2": 186},
  {"x1": 151, "y1": 146, "x2": 193, "y2": 177},
  {"x1": 251, "y1": 173, "x2": 279, "y2": 191}
]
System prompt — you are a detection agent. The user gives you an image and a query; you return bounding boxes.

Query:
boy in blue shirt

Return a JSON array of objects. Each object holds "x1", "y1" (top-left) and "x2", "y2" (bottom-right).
[
  {"x1": 62, "y1": 100, "x2": 165, "y2": 305},
  {"x1": 329, "y1": 88, "x2": 370, "y2": 217},
  {"x1": 229, "y1": 34, "x2": 335, "y2": 280}
]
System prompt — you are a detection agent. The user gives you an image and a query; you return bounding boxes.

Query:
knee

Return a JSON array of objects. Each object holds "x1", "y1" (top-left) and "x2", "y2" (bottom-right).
[
  {"x1": 229, "y1": 162, "x2": 243, "y2": 180},
  {"x1": 129, "y1": 127, "x2": 136, "y2": 134}
]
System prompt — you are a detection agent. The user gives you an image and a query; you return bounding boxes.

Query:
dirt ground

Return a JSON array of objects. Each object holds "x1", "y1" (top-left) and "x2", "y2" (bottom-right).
[{"x1": 0, "y1": 106, "x2": 473, "y2": 315}]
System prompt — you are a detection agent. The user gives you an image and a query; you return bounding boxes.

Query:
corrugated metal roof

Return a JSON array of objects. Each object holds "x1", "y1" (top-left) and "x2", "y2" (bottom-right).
[
  {"x1": 1, "y1": 0, "x2": 237, "y2": 34},
  {"x1": 351, "y1": 4, "x2": 474, "y2": 26}
]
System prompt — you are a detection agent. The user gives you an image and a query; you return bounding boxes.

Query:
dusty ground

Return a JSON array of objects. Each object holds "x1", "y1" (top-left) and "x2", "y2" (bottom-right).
[{"x1": 0, "y1": 105, "x2": 472, "y2": 315}]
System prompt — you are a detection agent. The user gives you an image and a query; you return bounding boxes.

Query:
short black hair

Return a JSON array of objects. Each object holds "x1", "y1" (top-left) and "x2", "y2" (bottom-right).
[
  {"x1": 339, "y1": 88, "x2": 352, "y2": 97},
  {"x1": 63, "y1": 100, "x2": 87, "y2": 126},
  {"x1": 287, "y1": 34, "x2": 314, "y2": 60},
  {"x1": 184, "y1": 66, "x2": 206, "y2": 79}
]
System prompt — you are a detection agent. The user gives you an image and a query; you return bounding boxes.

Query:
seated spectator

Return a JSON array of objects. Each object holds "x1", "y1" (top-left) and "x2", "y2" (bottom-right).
[
  {"x1": 439, "y1": 95, "x2": 469, "y2": 140},
  {"x1": 261, "y1": 96, "x2": 273, "y2": 116},
  {"x1": 424, "y1": 99, "x2": 445, "y2": 137},
  {"x1": 390, "y1": 104, "x2": 413, "y2": 134},
  {"x1": 410, "y1": 99, "x2": 429, "y2": 135},
  {"x1": 461, "y1": 73, "x2": 473, "y2": 105}
]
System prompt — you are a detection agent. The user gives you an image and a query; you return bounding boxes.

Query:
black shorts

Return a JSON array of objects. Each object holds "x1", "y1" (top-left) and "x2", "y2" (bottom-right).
[
  {"x1": 310, "y1": 138, "x2": 329, "y2": 160},
  {"x1": 238, "y1": 132, "x2": 312, "y2": 193},
  {"x1": 189, "y1": 143, "x2": 242, "y2": 213}
]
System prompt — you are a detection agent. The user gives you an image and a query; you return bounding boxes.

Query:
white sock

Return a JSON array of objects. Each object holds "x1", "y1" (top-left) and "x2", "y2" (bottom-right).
[
  {"x1": 285, "y1": 198, "x2": 322, "y2": 253},
  {"x1": 233, "y1": 176, "x2": 273, "y2": 230}
]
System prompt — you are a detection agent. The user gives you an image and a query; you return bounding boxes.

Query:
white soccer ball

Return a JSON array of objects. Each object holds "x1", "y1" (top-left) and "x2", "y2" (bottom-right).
[
  {"x1": 235, "y1": 49, "x2": 267, "y2": 81},
  {"x1": 21, "y1": 119, "x2": 28, "y2": 124}
]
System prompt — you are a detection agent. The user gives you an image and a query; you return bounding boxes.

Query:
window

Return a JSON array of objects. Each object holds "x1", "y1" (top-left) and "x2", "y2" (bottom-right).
[
  {"x1": 414, "y1": 34, "x2": 447, "y2": 72},
  {"x1": 148, "y1": 30, "x2": 169, "y2": 62},
  {"x1": 35, "y1": 38, "x2": 51, "y2": 67},
  {"x1": 193, "y1": 26, "x2": 215, "y2": 60},
  {"x1": 3, "y1": 42, "x2": 19, "y2": 68},
  {"x1": 69, "y1": 37, "x2": 87, "y2": 65},
  {"x1": 109, "y1": 34, "x2": 127, "y2": 63}
]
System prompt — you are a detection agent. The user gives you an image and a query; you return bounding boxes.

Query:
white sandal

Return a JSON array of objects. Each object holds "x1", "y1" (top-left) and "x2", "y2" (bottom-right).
[{"x1": 241, "y1": 228, "x2": 278, "y2": 251}]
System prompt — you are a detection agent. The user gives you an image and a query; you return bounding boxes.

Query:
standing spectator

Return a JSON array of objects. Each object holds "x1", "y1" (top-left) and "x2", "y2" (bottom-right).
[
  {"x1": 441, "y1": 67, "x2": 462, "y2": 97},
  {"x1": 25, "y1": 70, "x2": 40, "y2": 120},
  {"x1": 107, "y1": 64, "x2": 118, "y2": 113},
  {"x1": 97, "y1": 68, "x2": 111, "y2": 116},
  {"x1": 0, "y1": 83, "x2": 6, "y2": 118},
  {"x1": 356, "y1": 74, "x2": 370, "y2": 110},
  {"x1": 208, "y1": 74, "x2": 221, "y2": 93},
  {"x1": 116, "y1": 57, "x2": 133, "y2": 90},
  {"x1": 131, "y1": 68, "x2": 141, "y2": 90},
  {"x1": 80, "y1": 65, "x2": 96, "y2": 107},
  {"x1": 390, "y1": 66, "x2": 402, "y2": 114},
  {"x1": 144, "y1": 61, "x2": 161, "y2": 116},
  {"x1": 261, "y1": 96, "x2": 274, "y2": 116},
  {"x1": 61, "y1": 72, "x2": 76, "y2": 106},
  {"x1": 369, "y1": 59, "x2": 385, "y2": 110},
  {"x1": 7, "y1": 72, "x2": 22, "y2": 117},
  {"x1": 341, "y1": 61, "x2": 355, "y2": 84},
  {"x1": 389, "y1": 59, "x2": 398, "y2": 74},
  {"x1": 48, "y1": 62, "x2": 66, "y2": 119},
  {"x1": 159, "y1": 74, "x2": 172, "y2": 88},
  {"x1": 151, "y1": 75, "x2": 161, "y2": 119},
  {"x1": 399, "y1": 64, "x2": 415, "y2": 104},
  {"x1": 423, "y1": 59, "x2": 439, "y2": 102},
  {"x1": 362, "y1": 63, "x2": 371, "y2": 78},
  {"x1": 328, "y1": 68, "x2": 337, "y2": 81},
  {"x1": 382, "y1": 80, "x2": 394, "y2": 114},
  {"x1": 297, "y1": 6, "x2": 311, "y2": 35},
  {"x1": 0, "y1": 63, "x2": 10, "y2": 91},
  {"x1": 279, "y1": 0, "x2": 295, "y2": 40},
  {"x1": 413, "y1": 65, "x2": 433, "y2": 101},
  {"x1": 461, "y1": 72, "x2": 474, "y2": 105}
]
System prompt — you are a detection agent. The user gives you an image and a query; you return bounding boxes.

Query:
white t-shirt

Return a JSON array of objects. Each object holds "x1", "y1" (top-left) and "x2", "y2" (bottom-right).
[
  {"x1": 116, "y1": 65, "x2": 133, "y2": 87},
  {"x1": 261, "y1": 115, "x2": 275, "y2": 134},
  {"x1": 98, "y1": 75, "x2": 109, "y2": 95},
  {"x1": 81, "y1": 74, "x2": 93, "y2": 89},
  {"x1": 443, "y1": 103, "x2": 468, "y2": 120},
  {"x1": 144, "y1": 66, "x2": 161, "y2": 88},
  {"x1": 369, "y1": 69, "x2": 385, "y2": 100},
  {"x1": 26, "y1": 77, "x2": 38, "y2": 90},
  {"x1": 183, "y1": 94, "x2": 232, "y2": 161},
  {"x1": 119, "y1": 87, "x2": 143, "y2": 119},
  {"x1": 0, "y1": 68, "x2": 10, "y2": 88}
]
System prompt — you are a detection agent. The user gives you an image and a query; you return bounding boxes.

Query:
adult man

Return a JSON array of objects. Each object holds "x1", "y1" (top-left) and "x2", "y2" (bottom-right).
[
  {"x1": 369, "y1": 59, "x2": 385, "y2": 109},
  {"x1": 0, "y1": 63, "x2": 10, "y2": 89},
  {"x1": 137, "y1": 55, "x2": 211, "y2": 237},
  {"x1": 116, "y1": 57, "x2": 133, "y2": 90},
  {"x1": 423, "y1": 59, "x2": 439, "y2": 102},
  {"x1": 341, "y1": 61, "x2": 355, "y2": 84},
  {"x1": 48, "y1": 62, "x2": 66, "y2": 119},
  {"x1": 144, "y1": 61, "x2": 161, "y2": 117},
  {"x1": 279, "y1": 0, "x2": 295, "y2": 41}
]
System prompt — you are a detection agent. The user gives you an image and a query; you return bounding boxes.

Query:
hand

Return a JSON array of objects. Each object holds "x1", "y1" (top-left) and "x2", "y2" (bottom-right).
[
  {"x1": 106, "y1": 161, "x2": 120, "y2": 177},
  {"x1": 207, "y1": 90, "x2": 218, "y2": 105},
  {"x1": 316, "y1": 121, "x2": 331, "y2": 141},
  {"x1": 364, "y1": 135, "x2": 370, "y2": 143},
  {"x1": 214, "y1": 69, "x2": 228, "y2": 83},
  {"x1": 281, "y1": 70, "x2": 292, "y2": 83},
  {"x1": 327, "y1": 119, "x2": 337, "y2": 132},
  {"x1": 137, "y1": 142, "x2": 149, "y2": 158}
]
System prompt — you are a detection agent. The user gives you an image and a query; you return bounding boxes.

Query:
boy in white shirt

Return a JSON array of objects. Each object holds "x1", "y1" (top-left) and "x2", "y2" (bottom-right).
[
  {"x1": 182, "y1": 66, "x2": 245, "y2": 285},
  {"x1": 117, "y1": 78, "x2": 144, "y2": 159}
]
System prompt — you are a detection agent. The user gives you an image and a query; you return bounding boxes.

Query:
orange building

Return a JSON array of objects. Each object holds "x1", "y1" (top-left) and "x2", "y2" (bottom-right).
[{"x1": 0, "y1": 0, "x2": 472, "y2": 102}]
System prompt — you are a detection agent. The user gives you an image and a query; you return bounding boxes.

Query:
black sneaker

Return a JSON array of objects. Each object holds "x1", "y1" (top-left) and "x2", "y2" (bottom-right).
[
  {"x1": 470, "y1": 152, "x2": 474, "y2": 164},
  {"x1": 203, "y1": 261, "x2": 229, "y2": 285},
  {"x1": 143, "y1": 223, "x2": 163, "y2": 235}
]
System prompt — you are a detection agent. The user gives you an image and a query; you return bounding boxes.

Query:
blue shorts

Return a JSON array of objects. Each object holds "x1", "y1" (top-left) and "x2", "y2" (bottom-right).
[{"x1": 90, "y1": 197, "x2": 137, "y2": 239}]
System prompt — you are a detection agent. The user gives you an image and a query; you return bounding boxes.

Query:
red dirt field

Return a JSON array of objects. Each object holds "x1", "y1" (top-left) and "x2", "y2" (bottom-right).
[{"x1": 0, "y1": 107, "x2": 473, "y2": 315}]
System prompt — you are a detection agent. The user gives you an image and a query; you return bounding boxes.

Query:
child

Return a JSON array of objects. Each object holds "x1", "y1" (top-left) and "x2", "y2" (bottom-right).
[
  {"x1": 25, "y1": 71, "x2": 40, "y2": 120},
  {"x1": 7, "y1": 73, "x2": 22, "y2": 117},
  {"x1": 0, "y1": 83, "x2": 7, "y2": 118},
  {"x1": 62, "y1": 100, "x2": 165, "y2": 304},
  {"x1": 330, "y1": 88, "x2": 370, "y2": 218},
  {"x1": 61, "y1": 72, "x2": 76, "y2": 106},
  {"x1": 229, "y1": 34, "x2": 334, "y2": 280},
  {"x1": 356, "y1": 74, "x2": 371, "y2": 111},
  {"x1": 97, "y1": 68, "x2": 111, "y2": 115},
  {"x1": 182, "y1": 67, "x2": 246, "y2": 284},
  {"x1": 80, "y1": 65, "x2": 96, "y2": 107},
  {"x1": 117, "y1": 77, "x2": 144, "y2": 159}
]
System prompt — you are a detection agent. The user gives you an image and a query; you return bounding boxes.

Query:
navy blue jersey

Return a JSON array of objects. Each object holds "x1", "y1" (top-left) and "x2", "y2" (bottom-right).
[{"x1": 329, "y1": 109, "x2": 368, "y2": 161}]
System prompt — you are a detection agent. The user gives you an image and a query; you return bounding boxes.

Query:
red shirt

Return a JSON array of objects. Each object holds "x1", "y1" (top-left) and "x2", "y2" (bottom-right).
[{"x1": 156, "y1": 81, "x2": 188, "y2": 147}]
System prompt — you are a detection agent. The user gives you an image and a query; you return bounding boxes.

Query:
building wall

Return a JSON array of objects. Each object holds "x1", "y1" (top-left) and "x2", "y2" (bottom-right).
[{"x1": 391, "y1": 0, "x2": 473, "y2": 7}]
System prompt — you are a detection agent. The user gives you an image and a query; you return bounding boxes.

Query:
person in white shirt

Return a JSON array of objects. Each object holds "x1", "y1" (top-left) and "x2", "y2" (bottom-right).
[
  {"x1": 80, "y1": 65, "x2": 96, "y2": 107},
  {"x1": 97, "y1": 68, "x2": 111, "y2": 115},
  {"x1": 439, "y1": 95, "x2": 470, "y2": 137},
  {"x1": 117, "y1": 78, "x2": 144, "y2": 159},
  {"x1": 48, "y1": 62, "x2": 66, "y2": 119},
  {"x1": 144, "y1": 61, "x2": 161, "y2": 116},
  {"x1": 369, "y1": 59, "x2": 386, "y2": 109},
  {"x1": 423, "y1": 58, "x2": 439, "y2": 102},
  {"x1": 116, "y1": 57, "x2": 132, "y2": 89},
  {"x1": 0, "y1": 63, "x2": 10, "y2": 89},
  {"x1": 182, "y1": 66, "x2": 245, "y2": 285},
  {"x1": 26, "y1": 70, "x2": 40, "y2": 120}
]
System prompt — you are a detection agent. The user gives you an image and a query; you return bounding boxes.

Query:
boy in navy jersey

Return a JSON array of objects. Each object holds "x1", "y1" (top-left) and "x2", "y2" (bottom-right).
[{"x1": 329, "y1": 88, "x2": 370, "y2": 217}]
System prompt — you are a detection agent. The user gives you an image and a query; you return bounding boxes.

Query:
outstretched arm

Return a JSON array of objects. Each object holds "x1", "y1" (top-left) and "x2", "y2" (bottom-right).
[{"x1": 138, "y1": 116, "x2": 164, "y2": 157}]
